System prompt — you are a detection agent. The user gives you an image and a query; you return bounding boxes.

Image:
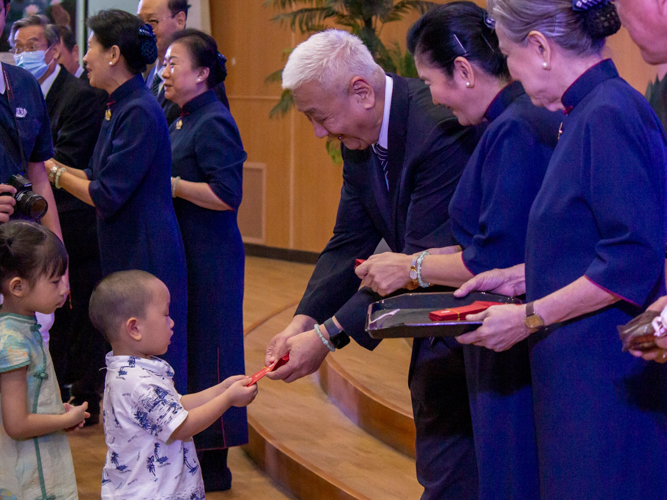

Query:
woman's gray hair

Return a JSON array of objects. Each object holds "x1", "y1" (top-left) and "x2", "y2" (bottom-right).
[
  {"x1": 282, "y1": 29, "x2": 385, "y2": 94},
  {"x1": 10, "y1": 15, "x2": 60, "y2": 48},
  {"x1": 487, "y1": 0, "x2": 605, "y2": 56}
]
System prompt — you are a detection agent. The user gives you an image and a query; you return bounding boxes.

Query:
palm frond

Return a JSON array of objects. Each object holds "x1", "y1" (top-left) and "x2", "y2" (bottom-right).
[
  {"x1": 326, "y1": 137, "x2": 344, "y2": 165},
  {"x1": 269, "y1": 89, "x2": 295, "y2": 119},
  {"x1": 265, "y1": 68, "x2": 284, "y2": 84},
  {"x1": 271, "y1": 7, "x2": 338, "y2": 32}
]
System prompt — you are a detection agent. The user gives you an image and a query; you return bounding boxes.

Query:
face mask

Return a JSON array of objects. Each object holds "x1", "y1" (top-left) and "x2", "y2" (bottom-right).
[{"x1": 14, "y1": 49, "x2": 51, "y2": 80}]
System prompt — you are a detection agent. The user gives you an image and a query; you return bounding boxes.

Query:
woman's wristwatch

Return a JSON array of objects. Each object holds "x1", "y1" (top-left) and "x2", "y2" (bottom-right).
[
  {"x1": 524, "y1": 302, "x2": 545, "y2": 330},
  {"x1": 323, "y1": 317, "x2": 350, "y2": 349}
]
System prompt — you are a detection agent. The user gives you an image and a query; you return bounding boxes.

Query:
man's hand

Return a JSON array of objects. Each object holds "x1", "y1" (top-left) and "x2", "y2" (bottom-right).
[
  {"x1": 454, "y1": 264, "x2": 526, "y2": 298},
  {"x1": 265, "y1": 314, "x2": 317, "y2": 367},
  {"x1": 356, "y1": 252, "x2": 413, "y2": 296},
  {"x1": 0, "y1": 184, "x2": 16, "y2": 222},
  {"x1": 266, "y1": 330, "x2": 331, "y2": 383}
]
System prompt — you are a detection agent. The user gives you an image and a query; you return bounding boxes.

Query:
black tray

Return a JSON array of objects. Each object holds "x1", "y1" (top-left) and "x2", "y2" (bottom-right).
[{"x1": 365, "y1": 292, "x2": 522, "y2": 339}]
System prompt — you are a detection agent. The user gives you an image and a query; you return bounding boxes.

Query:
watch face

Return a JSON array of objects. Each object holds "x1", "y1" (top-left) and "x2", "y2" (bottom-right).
[
  {"x1": 525, "y1": 315, "x2": 544, "y2": 330},
  {"x1": 409, "y1": 270, "x2": 418, "y2": 280}
]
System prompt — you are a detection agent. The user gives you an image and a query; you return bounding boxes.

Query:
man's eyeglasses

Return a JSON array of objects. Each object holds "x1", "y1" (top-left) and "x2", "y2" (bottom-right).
[
  {"x1": 145, "y1": 14, "x2": 175, "y2": 28},
  {"x1": 10, "y1": 44, "x2": 52, "y2": 55}
]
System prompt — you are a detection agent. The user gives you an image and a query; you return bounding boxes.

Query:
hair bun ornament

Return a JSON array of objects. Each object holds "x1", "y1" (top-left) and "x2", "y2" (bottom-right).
[
  {"x1": 572, "y1": 0, "x2": 607, "y2": 11},
  {"x1": 483, "y1": 11, "x2": 496, "y2": 30},
  {"x1": 580, "y1": 2, "x2": 621, "y2": 39},
  {"x1": 138, "y1": 24, "x2": 158, "y2": 65},
  {"x1": 217, "y1": 52, "x2": 228, "y2": 82}
]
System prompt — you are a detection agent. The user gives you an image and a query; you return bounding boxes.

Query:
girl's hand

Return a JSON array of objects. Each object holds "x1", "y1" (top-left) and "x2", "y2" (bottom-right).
[
  {"x1": 221, "y1": 374, "x2": 247, "y2": 391},
  {"x1": 227, "y1": 378, "x2": 258, "y2": 407},
  {"x1": 456, "y1": 304, "x2": 533, "y2": 352},
  {"x1": 454, "y1": 264, "x2": 526, "y2": 298},
  {"x1": 63, "y1": 402, "x2": 89, "y2": 431},
  {"x1": 356, "y1": 253, "x2": 413, "y2": 296}
]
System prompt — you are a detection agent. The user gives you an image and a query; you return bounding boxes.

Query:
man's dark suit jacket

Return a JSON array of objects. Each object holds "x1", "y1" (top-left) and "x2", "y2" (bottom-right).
[
  {"x1": 295, "y1": 74, "x2": 483, "y2": 349},
  {"x1": 46, "y1": 65, "x2": 105, "y2": 211},
  {"x1": 147, "y1": 64, "x2": 230, "y2": 126}
]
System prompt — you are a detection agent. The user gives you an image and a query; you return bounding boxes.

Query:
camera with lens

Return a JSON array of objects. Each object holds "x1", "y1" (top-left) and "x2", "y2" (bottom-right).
[{"x1": 0, "y1": 174, "x2": 49, "y2": 221}]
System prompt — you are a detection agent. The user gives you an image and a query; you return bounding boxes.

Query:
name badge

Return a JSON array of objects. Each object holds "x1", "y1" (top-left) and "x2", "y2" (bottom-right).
[{"x1": 15, "y1": 108, "x2": 27, "y2": 118}]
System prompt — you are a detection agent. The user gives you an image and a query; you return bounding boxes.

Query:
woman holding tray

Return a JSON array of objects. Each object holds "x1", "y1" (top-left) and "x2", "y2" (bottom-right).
[
  {"x1": 447, "y1": 1, "x2": 667, "y2": 498},
  {"x1": 356, "y1": 3, "x2": 561, "y2": 497}
]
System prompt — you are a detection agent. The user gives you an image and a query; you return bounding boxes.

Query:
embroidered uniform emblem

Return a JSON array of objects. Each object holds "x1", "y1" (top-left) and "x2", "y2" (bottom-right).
[{"x1": 15, "y1": 108, "x2": 27, "y2": 118}]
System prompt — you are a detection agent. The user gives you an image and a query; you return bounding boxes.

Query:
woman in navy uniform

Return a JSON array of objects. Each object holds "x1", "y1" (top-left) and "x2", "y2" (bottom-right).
[
  {"x1": 454, "y1": 1, "x2": 667, "y2": 498},
  {"x1": 357, "y1": 3, "x2": 560, "y2": 497},
  {"x1": 160, "y1": 29, "x2": 247, "y2": 491},
  {"x1": 45, "y1": 9, "x2": 188, "y2": 392}
]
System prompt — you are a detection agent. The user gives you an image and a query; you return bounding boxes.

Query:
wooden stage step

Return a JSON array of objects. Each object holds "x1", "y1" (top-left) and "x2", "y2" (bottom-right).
[
  {"x1": 244, "y1": 305, "x2": 422, "y2": 500},
  {"x1": 319, "y1": 338, "x2": 416, "y2": 457}
]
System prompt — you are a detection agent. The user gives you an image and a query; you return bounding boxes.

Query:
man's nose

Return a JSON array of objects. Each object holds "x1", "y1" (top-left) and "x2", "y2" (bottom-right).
[{"x1": 311, "y1": 121, "x2": 329, "y2": 139}]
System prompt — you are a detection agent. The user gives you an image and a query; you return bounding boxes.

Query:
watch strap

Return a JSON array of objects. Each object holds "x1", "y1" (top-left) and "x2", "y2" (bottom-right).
[{"x1": 323, "y1": 317, "x2": 350, "y2": 349}]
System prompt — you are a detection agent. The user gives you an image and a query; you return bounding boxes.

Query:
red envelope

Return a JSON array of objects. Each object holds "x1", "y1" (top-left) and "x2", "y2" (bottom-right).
[
  {"x1": 248, "y1": 354, "x2": 290, "y2": 385},
  {"x1": 428, "y1": 301, "x2": 504, "y2": 322},
  {"x1": 355, "y1": 259, "x2": 366, "y2": 269}
]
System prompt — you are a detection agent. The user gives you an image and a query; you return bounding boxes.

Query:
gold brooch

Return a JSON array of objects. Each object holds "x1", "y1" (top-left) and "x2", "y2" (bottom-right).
[
  {"x1": 176, "y1": 118, "x2": 183, "y2": 130},
  {"x1": 105, "y1": 109, "x2": 111, "y2": 121}
]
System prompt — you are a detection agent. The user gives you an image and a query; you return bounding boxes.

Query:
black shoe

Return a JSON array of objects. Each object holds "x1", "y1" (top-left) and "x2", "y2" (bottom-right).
[{"x1": 198, "y1": 449, "x2": 232, "y2": 492}]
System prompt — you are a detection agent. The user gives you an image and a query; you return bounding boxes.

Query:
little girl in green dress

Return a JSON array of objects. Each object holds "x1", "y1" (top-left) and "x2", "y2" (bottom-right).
[{"x1": 0, "y1": 221, "x2": 89, "y2": 500}]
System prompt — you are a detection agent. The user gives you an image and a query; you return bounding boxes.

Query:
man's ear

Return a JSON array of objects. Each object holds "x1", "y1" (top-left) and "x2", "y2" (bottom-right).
[
  {"x1": 175, "y1": 11, "x2": 187, "y2": 30},
  {"x1": 349, "y1": 76, "x2": 376, "y2": 110},
  {"x1": 50, "y1": 43, "x2": 62, "y2": 63},
  {"x1": 125, "y1": 317, "x2": 142, "y2": 341}
]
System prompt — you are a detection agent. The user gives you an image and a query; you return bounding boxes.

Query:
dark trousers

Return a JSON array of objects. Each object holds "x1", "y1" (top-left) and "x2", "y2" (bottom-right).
[
  {"x1": 463, "y1": 343, "x2": 539, "y2": 500},
  {"x1": 409, "y1": 337, "x2": 479, "y2": 500},
  {"x1": 49, "y1": 208, "x2": 105, "y2": 402}
]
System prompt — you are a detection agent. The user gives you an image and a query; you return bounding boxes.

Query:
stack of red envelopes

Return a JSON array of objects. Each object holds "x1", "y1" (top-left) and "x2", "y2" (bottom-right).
[{"x1": 429, "y1": 301, "x2": 504, "y2": 321}]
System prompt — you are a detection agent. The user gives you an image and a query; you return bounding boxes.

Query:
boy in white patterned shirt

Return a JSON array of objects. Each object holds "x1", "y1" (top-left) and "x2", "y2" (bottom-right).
[{"x1": 89, "y1": 270, "x2": 257, "y2": 499}]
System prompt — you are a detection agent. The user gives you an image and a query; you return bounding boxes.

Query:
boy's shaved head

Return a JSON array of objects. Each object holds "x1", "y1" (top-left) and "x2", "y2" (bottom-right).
[{"x1": 89, "y1": 270, "x2": 161, "y2": 343}]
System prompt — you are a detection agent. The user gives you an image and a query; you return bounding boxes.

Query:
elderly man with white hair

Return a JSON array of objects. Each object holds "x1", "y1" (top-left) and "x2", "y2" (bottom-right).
[{"x1": 264, "y1": 29, "x2": 484, "y2": 499}]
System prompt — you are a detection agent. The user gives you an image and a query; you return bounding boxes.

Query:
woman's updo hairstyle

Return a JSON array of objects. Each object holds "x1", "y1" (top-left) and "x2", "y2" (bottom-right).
[
  {"x1": 169, "y1": 29, "x2": 227, "y2": 89},
  {"x1": 0, "y1": 221, "x2": 68, "y2": 286},
  {"x1": 487, "y1": 0, "x2": 621, "y2": 56},
  {"x1": 87, "y1": 9, "x2": 158, "y2": 75},
  {"x1": 407, "y1": 1, "x2": 510, "y2": 81}
]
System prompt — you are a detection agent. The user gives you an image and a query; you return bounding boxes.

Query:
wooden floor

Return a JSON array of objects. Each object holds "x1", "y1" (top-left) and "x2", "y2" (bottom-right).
[
  {"x1": 69, "y1": 256, "x2": 315, "y2": 499},
  {"x1": 69, "y1": 256, "x2": 423, "y2": 499}
]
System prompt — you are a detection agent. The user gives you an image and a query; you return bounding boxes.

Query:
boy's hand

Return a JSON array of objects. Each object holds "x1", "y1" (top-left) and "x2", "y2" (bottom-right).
[
  {"x1": 220, "y1": 374, "x2": 248, "y2": 391},
  {"x1": 63, "y1": 402, "x2": 90, "y2": 431},
  {"x1": 226, "y1": 378, "x2": 258, "y2": 407}
]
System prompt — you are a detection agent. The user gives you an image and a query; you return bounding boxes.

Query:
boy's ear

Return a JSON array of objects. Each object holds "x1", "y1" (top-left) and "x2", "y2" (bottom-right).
[
  {"x1": 7, "y1": 277, "x2": 25, "y2": 298},
  {"x1": 125, "y1": 317, "x2": 142, "y2": 341}
]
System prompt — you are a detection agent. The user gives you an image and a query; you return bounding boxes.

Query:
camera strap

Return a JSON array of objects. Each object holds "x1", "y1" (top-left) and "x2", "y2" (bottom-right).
[{"x1": 1, "y1": 64, "x2": 28, "y2": 176}]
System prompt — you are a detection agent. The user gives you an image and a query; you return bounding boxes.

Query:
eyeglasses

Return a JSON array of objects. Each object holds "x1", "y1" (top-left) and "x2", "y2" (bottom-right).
[
  {"x1": 10, "y1": 43, "x2": 52, "y2": 55},
  {"x1": 145, "y1": 14, "x2": 175, "y2": 28}
]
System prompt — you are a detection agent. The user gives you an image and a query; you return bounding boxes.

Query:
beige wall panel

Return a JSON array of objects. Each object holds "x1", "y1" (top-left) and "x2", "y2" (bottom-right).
[
  {"x1": 291, "y1": 115, "x2": 344, "y2": 253},
  {"x1": 229, "y1": 98, "x2": 292, "y2": 249},
  {"x1": 211, "y1": 0, "x2": 291, "y2": 98},
  {"x1": 606, "y1": 28, "x2": 656, "y2": 93}
]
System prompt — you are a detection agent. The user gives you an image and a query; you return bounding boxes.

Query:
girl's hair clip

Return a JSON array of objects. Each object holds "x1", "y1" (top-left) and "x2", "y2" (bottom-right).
[
  {"x1": 572, "y1": 0, "x2": 609, "y2": 11},
  {"x1": 217, "y1": 53, "x2": 227, "y2": 65},
  {"x1": 484, "y1": 11, "x2": 496, "y2": 30}
]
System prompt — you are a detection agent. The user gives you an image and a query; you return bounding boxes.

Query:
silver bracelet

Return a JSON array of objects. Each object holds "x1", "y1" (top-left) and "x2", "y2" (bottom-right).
[
  {"x1": 416, "y1": 250, "x2": 430, "y2": 288},
  {"x1": 314, "y1": 324, "x2": 335, "y2": 352},
  {"x1": 54, "y1": 167, "x2": 66, "y2": 190},
  {"x1": 171, "y1": 176, "x2": 181, "y2": 198}
]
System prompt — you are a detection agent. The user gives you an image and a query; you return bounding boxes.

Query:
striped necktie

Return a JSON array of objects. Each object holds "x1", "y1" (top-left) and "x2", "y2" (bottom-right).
[
  {"x1": 373, "y1": 144, "x2": 389, "y2": 190},
  {"x1": 150, "y1": 70, "x2": 161, "y2": 97}
]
